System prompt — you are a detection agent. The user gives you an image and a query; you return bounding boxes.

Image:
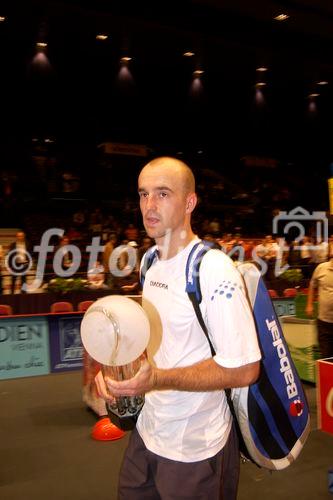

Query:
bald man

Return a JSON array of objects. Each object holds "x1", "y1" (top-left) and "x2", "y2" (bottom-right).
[{"x1": 97, "y1": 157, "x2": 261, "y2": 499}]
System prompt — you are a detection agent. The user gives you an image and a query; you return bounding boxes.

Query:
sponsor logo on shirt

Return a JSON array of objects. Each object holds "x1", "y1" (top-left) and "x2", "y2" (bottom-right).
[{"x1": 150, "y1": 280, "x2": 168, "y2": 290}]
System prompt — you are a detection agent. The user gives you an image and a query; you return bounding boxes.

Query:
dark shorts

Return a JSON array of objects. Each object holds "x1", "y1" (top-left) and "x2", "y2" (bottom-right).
[
  {"x1": 118, "y1": 422, "x2": 240, "y2": 500},
  {"x1": 317, "y1": 319, "x2": 333, "y2": 359}
]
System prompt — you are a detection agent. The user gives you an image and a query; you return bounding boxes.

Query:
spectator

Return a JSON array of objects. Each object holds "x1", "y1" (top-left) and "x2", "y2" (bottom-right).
[
  {"x1": 87, "y1": 261, "x2": 107, "y2": 289},
  {"x1": 6, "y1": 231, "x2": 32, "y2": 294},
  {"x1": 306, "y1": 246, "x2": 333, "y2": 358},
  {"x1": 102, "y1": 233, "x2": 118, "y2": 287}
]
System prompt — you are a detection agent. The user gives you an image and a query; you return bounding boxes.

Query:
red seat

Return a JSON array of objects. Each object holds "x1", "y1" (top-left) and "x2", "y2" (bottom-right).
[
  {"x1": 283, "y1": 288, "x2": 297, "y2": 298},
  {"x1": 0, "y1": 304, "x2": 13, "y2": 315},
  {"x1": 50, "y1": 301, "x2": 74, "y2": 313},
  {"x1": 268, "y1": 289, "x2": 278, "y2": 298},
  {"x1": 78, "y1": 300, "x2": 94, "y2": 312}
]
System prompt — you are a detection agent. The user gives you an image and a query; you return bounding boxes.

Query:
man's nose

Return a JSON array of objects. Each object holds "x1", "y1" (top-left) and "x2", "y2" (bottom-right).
[{"x1": 145, "y1": 194, "x2": 157, "y2": 210}]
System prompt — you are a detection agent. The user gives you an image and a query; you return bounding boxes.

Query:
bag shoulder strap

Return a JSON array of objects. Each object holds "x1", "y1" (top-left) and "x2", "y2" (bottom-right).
[
  {"x1": 140, "y1": 246, "x2": 158, "y2": 287},
  {"x1": 186, "y1": 241, "x2": 256, "y2": 464},
  {"x1": 185, "y1": 240, "x2": 218, "y2": 356}
]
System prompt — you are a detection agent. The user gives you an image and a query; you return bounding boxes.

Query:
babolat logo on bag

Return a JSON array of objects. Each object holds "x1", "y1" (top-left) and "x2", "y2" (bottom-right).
[
  {"x1": 266, "y1": 318, "x2": 299, "y2": 401},
  {"x1": 141, "y1": 240, "x2": 310, "y2": 470}
]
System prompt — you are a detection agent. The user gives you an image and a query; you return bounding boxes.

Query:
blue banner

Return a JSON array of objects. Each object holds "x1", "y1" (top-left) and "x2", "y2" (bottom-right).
[
  {"x1": 49, "y1": 314, "x2": 84, "y2": 372},
  {"x1": 273, "y1": 299, "x2": 295, "y2": 317},
  {"x1": 0, "y1": 316, "x2": 50, "y2": 380}
]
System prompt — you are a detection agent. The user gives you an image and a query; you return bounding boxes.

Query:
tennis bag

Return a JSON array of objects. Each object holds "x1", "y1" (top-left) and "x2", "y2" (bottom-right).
[{"x1": 185, "y1": 241, "x2": 310, "y2": 470}]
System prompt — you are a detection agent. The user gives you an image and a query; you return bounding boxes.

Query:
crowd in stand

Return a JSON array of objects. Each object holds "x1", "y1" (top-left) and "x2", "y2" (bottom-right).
[{"x1": 1, "y1": 203, "x2": 332, "y2": 297}]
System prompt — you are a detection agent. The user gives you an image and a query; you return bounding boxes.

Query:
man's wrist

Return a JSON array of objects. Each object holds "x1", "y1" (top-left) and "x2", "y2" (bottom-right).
[{"x1": 151, "y1": 367, "x2": 161, "y2": 390}]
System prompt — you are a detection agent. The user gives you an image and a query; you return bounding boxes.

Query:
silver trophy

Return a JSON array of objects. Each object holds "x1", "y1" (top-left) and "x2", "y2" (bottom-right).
[{"x1": 80, "y1": 295, "x2": 150, "y2": 430}]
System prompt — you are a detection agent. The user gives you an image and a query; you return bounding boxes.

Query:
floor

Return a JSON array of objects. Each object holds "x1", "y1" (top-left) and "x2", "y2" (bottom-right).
[{"x1": 0, "y1": 371, "x2": 332, "y2": 500}]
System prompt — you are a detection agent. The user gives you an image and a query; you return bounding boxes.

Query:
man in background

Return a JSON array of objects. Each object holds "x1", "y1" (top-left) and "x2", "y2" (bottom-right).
[
  {"x1": 6, "y1": 231, "x2": 31, "y2": 294},
  {"x1": 306, "y1": 246, "x2": 333, "y2": 358}
]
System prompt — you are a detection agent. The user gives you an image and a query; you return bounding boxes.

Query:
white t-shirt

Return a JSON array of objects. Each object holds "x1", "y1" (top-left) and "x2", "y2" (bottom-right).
[
  {"x1": 137, "y1": 239, "x2": 261, "y2": 462},
  {"x1": 310, "y1": 260, "x2": 333, "y2": 322}
]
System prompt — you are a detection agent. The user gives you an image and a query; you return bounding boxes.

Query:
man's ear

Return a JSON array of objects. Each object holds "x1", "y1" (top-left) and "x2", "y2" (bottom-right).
[{"x1": 186, "y1": 192, "x2": 197, "y2": 214}]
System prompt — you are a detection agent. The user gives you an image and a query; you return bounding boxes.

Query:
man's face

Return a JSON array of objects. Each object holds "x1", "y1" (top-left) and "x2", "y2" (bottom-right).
[{"x1": 138, "y1": 164, "x2": 190, "y2": 243}]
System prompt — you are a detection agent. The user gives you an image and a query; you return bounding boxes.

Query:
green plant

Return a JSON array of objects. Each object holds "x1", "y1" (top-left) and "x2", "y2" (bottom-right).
[
  {"x1": 48, "y1": 277, "x2": 87, "y2": 293},
  {"x1": 278, "y1": 268, "x2": 303, "y2": 286}
]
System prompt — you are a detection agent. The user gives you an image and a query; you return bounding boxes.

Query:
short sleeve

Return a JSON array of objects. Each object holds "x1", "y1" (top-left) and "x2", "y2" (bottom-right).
[
  {"x1": 199, "y1": 250, "x2": 261, "y2": 368},
  {"x1": 310, "y1": 264, "x2": 322, "y2": 289}
]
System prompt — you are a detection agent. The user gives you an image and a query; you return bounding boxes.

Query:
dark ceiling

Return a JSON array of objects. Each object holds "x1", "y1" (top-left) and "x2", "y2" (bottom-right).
[{"x1": 1, "y1": 0, "x2": 333, "y2": 164}]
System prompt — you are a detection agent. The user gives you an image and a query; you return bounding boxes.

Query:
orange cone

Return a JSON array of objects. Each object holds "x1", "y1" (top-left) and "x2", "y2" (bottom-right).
[{"x1": 91, "y1": 417, "x2": 126, "y2": 441}]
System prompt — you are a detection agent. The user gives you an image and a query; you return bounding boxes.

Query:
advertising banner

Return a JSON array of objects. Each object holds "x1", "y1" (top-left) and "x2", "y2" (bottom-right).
[
  {"x1": 49, "y1": 314, "x2": 84, "y2": 372},
  {"x1": 281, "y1": 317, "x2": 320, "y2": 383},
  {"x1": 273, "y1": 298, "x2": 295, "y2": 317},
  {"x1": 0, "y1": 316, "x2": 50, "y2": 380},
  {"x1": 317, "y1": 358, "x2": 333, "y2": 435}
]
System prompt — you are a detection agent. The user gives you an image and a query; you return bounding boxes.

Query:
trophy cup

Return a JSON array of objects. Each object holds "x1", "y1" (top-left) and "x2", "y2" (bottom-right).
[{"x1": 80, "y1": 295, "x2": 150, "y2": 431}]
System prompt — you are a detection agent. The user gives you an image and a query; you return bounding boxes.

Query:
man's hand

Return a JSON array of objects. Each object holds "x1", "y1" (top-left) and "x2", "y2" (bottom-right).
[
  {"x1": 105, "y1": 359, "x2": 156, "y2": 397},
  {"x1": 95, "y1": 370, "x2": 112, "y2": 400}
]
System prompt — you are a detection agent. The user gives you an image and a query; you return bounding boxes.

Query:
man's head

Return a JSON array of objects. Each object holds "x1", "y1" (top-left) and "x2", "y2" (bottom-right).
[
  {"x1": 138, "y1": 157, "x2": 197, "y2": 249},
  {"x1": 16, "y1": 231, "x2": 25, "y2": 242},
  {"x1": 60, "y1": 236, "x2": 70, "y2": 246}
]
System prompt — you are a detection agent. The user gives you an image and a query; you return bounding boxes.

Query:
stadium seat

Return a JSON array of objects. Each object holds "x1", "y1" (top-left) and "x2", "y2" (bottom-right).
[
  {"x1": 78, "y1": 300, "x2": 94, "y2": 312},
  {"x1": 268, "y1": 289, "x2": 278, "y2": 298},
  {"x1": 283, "y1": 288, "x2": 298, "y2": 298},
  {"x1": 50, "y1": 301, "x2": 74, "y2": 313},
  {"x1": 0, "y1": 304, "x2": 13, "y2": 315}
]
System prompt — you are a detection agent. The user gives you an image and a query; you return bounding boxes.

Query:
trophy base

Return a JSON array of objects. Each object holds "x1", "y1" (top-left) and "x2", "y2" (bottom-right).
[
  {"x1": 106, "y1": 396, "x2": 144, "y2": 431},
  {"x1": 107, "y1": 410, "x2": 139, "y2": 431}
]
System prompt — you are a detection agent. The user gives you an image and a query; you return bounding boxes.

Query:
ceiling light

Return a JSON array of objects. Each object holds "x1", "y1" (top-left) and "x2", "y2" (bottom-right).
[
  {"x1": 96, "y1": 34, "x2": 108, "y2": 41},
  {"x1": 193, "y1": 69, "x2": 204, "y2": 76},
  {"x1": 256, "y1": 67, "x2": 268, "y2": 72},
  {"x1": 274, "y1": 13, "x2": 289, "y2": 21},
  {"x1": 183, "y1": 51, "x2": 195, "y2": 57},
  {"x1": 308, "y1": 93, "x2": 320, "y2": 98},
  {"x1": 0, "y1": 16, "x2": 6, "y2": 22},
  {"x1": 36, "y1": 42, "x2": 47, "y2": 48},
  {"x1": 317, "y1": 81, "x2": 328, "y2": 86},
  {"x1": 255, "y1": 82, "x2": 267, "y2": 88},
  {"x1": 120, "y1": 56, "x2": 132, "y2": 63}
]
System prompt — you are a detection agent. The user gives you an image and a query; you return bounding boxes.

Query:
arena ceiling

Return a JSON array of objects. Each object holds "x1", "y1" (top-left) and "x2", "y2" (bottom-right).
[{"x1": 1, "y1": 0, "x2": 333, "y2": 161}]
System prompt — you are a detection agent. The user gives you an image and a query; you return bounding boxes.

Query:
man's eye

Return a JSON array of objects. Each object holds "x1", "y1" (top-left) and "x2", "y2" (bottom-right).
[
  {"x1": 160, "y1": 192, "x2": 167, "y2": 198},
  {"x1": 139, "y1": 192, "x2": 148, "y2": 198}
]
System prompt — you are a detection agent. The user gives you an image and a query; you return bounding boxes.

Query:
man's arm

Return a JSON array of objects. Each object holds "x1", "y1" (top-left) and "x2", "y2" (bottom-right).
[
  {"x1": 306, "y1": 278, "x2": 317, "y2": 317},
  {"x1": 102, "y1": 358, "x2": 260, "y2": 398}
]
